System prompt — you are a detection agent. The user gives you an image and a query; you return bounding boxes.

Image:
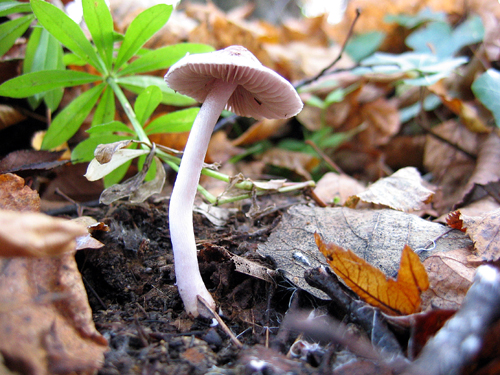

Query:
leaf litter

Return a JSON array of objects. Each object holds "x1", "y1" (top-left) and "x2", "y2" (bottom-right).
[{"x1": 4, "y1": 0, "x2": 500, "y2": 373}]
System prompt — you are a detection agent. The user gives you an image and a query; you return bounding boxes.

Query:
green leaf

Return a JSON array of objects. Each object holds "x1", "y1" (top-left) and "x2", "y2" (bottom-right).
[
  {"x1": 115, "y1": 75, "x2": 196, "y2": 106},
  {"x1": 472, "y1": 69, "x2": 500, "y2": 128},
  {"x1": 406, "y1": 16, "x2": 484, "y2": 58},
  {"x1": 87, "y1": 121, "x2": 133, "y2": 135},
  {"x1": 145, "y1": 107, "x2": 199, "y2": 134},
  {"x1": 82, "y1": 0, "x2": 114, "y2": 69},
  {"x1": 0, "y1": 70, "x2": 100, "y2": 98},
  {"x1": 305, "y1": 95, "x2": 325, "y2": 109},
  {"x1": 114, "y1": 4, "x2": 173, "y2": 69},
  {"x1": 92, "y1": 85, "x2": 115, "y2": 126},
  {"x1": 63, "y1": 52, "x2": 87, "y2": 66},
  {"x1": 30, "y1": 0, "x2": 106, "y2": 72},
  {"x1": 345, "y1": 31, "x2": 385, "y2": 63},
  {"x1": 0, "y1": 1, "x2": 32, "y2": 16},
  {"x1": 0, "y1": 14, "x2": 35, "y2": 57},
  {"x1": 72, "y1": 133, "x2": 132, "y2": 162},
  {"x1": 117, "y1": 43, "x2": 214, "y2": 76},
  {"x1": 24, "y1": 28, "x2": 65, "y2": 111},
  {"x1": 42, "y1": 83, "x2": 105, "y2": 149},
  {"x1": 134, "y1": 85, "x2": 161, "y2": 125}
]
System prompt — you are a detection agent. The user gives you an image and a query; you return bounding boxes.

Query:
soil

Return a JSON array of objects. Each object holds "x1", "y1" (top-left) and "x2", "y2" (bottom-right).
[{"x1": 78, "y1": 195, "x2": 328, "y2": 375}]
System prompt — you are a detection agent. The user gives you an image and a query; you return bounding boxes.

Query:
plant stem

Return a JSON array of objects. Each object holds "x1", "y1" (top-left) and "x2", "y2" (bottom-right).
[{"x1": 107, "y1": 77, "x2": 151, "y2": 146}]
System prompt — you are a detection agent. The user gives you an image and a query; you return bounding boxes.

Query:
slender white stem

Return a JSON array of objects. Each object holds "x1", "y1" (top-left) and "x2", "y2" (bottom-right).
[{"x1": 169, "y1": 80, "x2": 238, "y2": 317}]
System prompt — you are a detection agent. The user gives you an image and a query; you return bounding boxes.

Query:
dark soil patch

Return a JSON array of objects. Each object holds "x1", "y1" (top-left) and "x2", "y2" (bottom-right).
[{"x1": 77, "y1": 196, "x2": 327, "y2": 374}]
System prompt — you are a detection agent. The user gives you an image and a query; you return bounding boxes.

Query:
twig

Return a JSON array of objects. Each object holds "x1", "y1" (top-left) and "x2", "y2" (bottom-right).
[
  {"x1": 295, "y1": 8, "x2": 362, "y2": 90},
  {"x1": 197, "y1": 295, "x2": 243, "y2": 349},
  {"x1": 305, "y1": 139, "x2": 345, "y2": 175}
]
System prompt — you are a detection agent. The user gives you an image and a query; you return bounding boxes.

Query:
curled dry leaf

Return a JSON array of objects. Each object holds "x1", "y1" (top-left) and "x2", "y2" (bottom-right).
[
  {"x1": 94, "y1": 139, "x2": 132, "y2": 164},
  {"x1": 315, "y1": 233, "x2": 429, "y2": 316},
  {"x1": 446, "y1": 211, "x2": 466, "y2": 232},
  {"x1": 355, "y1": 167, "x2": 434, "y2": 212},
  {"x1": 0, "y1": 209, "x2": 88, "y2": 257}
]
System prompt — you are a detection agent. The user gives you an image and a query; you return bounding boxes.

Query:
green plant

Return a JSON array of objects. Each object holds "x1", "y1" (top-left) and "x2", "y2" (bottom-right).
[
  {"x1": 0, "y1": 0, "x2": 213, "y2": 186},
  {"x1": 0, "y1": 0, "x2": 314, "y2": 203}
]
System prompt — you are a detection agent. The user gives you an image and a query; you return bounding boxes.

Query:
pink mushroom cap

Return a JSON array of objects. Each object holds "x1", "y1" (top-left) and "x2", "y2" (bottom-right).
[{"x1": 165, "y1": 45, "x2": 303, "y2": 120}]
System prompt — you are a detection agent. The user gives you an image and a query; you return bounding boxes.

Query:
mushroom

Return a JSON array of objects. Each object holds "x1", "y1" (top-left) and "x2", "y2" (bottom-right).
[{"x1": 164, "y1": 45, "x2": 303, "y2": 317}]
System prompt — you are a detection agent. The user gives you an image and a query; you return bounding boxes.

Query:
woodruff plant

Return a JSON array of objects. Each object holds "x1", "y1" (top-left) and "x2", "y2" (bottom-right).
[
  {"x1": 0, "y1": 0, "x2": 314, "y2": 204},
  {"x1": 0, "y1": 0, "x2": 213, "y2": 186}
]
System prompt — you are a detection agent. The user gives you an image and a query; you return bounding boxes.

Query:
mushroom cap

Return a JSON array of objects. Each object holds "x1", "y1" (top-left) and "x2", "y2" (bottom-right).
[{"x1": 164, "y1": 45, "x2": 303, "y2": 120}]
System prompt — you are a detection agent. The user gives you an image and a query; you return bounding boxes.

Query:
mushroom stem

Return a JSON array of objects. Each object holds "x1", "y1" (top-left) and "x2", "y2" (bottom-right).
[{"x1": 169, "y1": 80, "x2": 238, "y2": 317}]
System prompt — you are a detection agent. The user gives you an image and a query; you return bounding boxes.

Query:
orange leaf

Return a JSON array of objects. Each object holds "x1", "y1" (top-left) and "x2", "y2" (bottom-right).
[{"x1": 315, "y1": 233, "x2": 429, "y2": 316}]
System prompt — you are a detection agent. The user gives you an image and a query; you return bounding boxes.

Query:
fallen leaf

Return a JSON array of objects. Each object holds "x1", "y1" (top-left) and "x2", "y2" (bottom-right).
[
  {"x1": 0, "y1": 150, "x2": 68, "y2": 174},
  {"x1": 0, "y1": 170, "x2": 107, "y2": 374},
  {"x1": 0, "y1": 209, "x2": 87, "y2": 257},
  {"x1": 259, "y1": 148, "x2": 320, "y2": 180},
  {"x1": 446, "y1": 211, "x2": 466, "y2": 232},
  {"x1": 0, "y1": 104, "x2": 26, "y2": 131},
  {"x1": 356, "y1": 167, "x2": 434, "y2": 212},
  {"x1": 0, "y1": 173, "x2": 40, "y2": 212},
  {"x1": 459, "y1": 208, "x2": 500, "y2": 262},
  {"x1": 313, "y1": 172, "x2": 366, "y2": 206},
  {"x1": 429, "y1": 81, "x2": 490, "y2": 133},
  {"x1": 315, "y1": 233, "x2": 429, "y2": 315},
  {"x1": 459, "y1": 132, "x2": 500, "y2": 207},
  {"x1": 231, "y1": 118, "x2": 288, "y2": 146},
  {"x1": 258, "y1": 206, "x2": 471, "y2": 300},
  {"x1": 421, "y1": 247, "x2": 475, "y2": 310},
  {"x1": 0, "y1": 254, "x2": 108, "y2": 374},
  {"x1": 358, "y1": 97, "x2": 401, "y2": 147}
]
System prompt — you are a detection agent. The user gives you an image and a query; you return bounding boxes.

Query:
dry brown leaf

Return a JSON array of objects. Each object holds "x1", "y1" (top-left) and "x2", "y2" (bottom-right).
[
  {"x1": 421, "y1": 247, "x2": 475, "y2": 310},
  {"x1": 258, "y1": 206, "x2": 472, "y2": 300},
  {"x1": 429, "y1": 82, "x2": 490, "y2": 134},
  {"x1": 0, "y1": 173, "x2": 40, "y2": 212},
  {"x1": 315, "y1": 233, "x2": 429, "y2": 316},
  {"x1": 459, "y1": 209, "x2": 500, "y2": 262},
  {"x1": 0, "y1": 104, "x2": 26, "y2": 131},
  {"x1": 358, "y1": 98, "x2": 401, "y2": 147},
  {"x1": 423, "y1": 120, "x2": 478, "y2": 213},
  {"x1": 207, "y1": 131, "x2": 243, "y2": 164},
  {"x1": 446, "y1": 211, "x2": 466, "y2": 232},
  {"x1": 356, "y1": 167, "x2": 434, "y2": 212},
  {"x1": 0, "y1": 150, "x2": 68, "y2": 174},
  {"x1": 0, "y1": 254, "x2": 108, "y2": 375},
  {"x1": 0, "y1": 209, "x2": 87, "y2": 257},
  {"x1": 0, "y1": 169, "x2": 107, "y2": 374},
  {"x1": 313, "y1": 172, "x2": 366, "y2": 206},
  {"x1": 259, "y1": 148, "x2": 320, "y2": 180},
  {"x1": 231, "y1": 118, "x2": 288, "y2": 146},
  {"x1": 459, "y1": 133, "x2": 500, "y2": 207}
]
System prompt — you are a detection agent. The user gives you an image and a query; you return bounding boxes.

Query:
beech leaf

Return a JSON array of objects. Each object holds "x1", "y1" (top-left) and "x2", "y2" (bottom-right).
[{"x1": 315, "y1": 233, "x2": 429, "y2": 315}]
